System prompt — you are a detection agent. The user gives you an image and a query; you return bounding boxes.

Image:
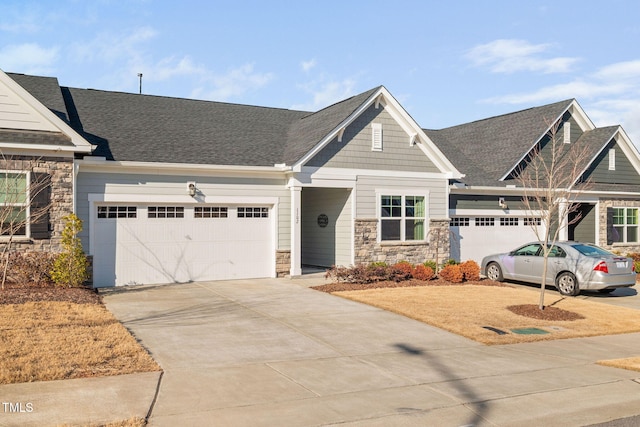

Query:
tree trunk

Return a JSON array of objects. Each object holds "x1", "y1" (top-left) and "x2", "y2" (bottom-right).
[{"x1": 539, "y1": 255, "x2": 549, "y2": 310}]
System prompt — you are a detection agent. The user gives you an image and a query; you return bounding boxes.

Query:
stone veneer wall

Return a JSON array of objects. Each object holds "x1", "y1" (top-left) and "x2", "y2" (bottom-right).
[
  {"x1": 599, "y1": 198, "x2": 640, "y2": 254},
  {"x1": 354, "y1": 218, "x2": 450, "y2": 265},
  {"x1": 276, "y1": 250, "x2": 291, "y2": 277},
  {"x1": 0, "y1": 156, "x2": 74, "y2": 253}
]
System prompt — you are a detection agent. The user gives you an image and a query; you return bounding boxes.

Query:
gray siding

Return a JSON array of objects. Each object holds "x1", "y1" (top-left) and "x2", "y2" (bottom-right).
[
  {"x1": 569, "y1": 203, "x2": 596, "y2": 243},
  {"x1": 585, "y1": 140, "x2": 640, "y2": 185},
  {"x1": 355, "y1": 176, "x2": 447, "y2": 218},
  {"x1": 301, "y1": 188, "x2": 352, "y2": 267},
  {"x1": 306, "y1": 105, "x2": 440, "y2": 173},
  {"x1": 76, "y1": 171, "x2": 291, "y2": 251}
]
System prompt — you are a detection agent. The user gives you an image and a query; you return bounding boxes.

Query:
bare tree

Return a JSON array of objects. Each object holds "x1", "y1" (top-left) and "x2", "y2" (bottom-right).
[
  {"x1": 0, "y1": 154, "x2": 52, "y2": 289},
  {"x1": 516, "y1": 119, "x2": 593, "y2": 309}
]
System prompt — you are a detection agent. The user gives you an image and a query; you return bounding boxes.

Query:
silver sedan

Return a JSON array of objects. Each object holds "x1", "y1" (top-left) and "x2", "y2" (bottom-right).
[{"x1": 481, "y1": 241, "x2": 637, "y2": 296}]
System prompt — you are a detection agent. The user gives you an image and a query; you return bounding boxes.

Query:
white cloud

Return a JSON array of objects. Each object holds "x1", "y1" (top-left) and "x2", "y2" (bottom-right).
[
  {"x1": 191, "y1": 63, "x2": 274, "y2": 102},
  {"x1": 292, "y1": 78, "x2": 357, "y2": 111},
  {"x1": 301, "y1": 59, "x2": 316, "y2": 72},
  {"x1": 466, "y1": 39, "x2": 579, "y2": 74},
  {"x1": 0, "y1": 43, "x2": 59, "y2": 74},
  {"x1": 70, "y1": 26, "x2": 157, "y2": 64}
]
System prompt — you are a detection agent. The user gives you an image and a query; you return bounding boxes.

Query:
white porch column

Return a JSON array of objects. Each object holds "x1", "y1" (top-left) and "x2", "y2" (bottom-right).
[
  {"x1": 558, "y1": 199, "x2": 569, "y2": 241},
  {"x1": 290, "y1": 186, "x2": 302, "y2": 276}
]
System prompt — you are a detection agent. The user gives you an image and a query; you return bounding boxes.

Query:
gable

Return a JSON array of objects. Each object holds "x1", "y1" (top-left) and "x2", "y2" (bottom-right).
[
  {"x1": 305, "y1": 104, "x2": 440, "y2": 173},
  {"x1": 0, "y1": 76, "x2": 60, "y2": 133},
  {"x1": 583, "y1": 138, "x2": 640, "y2": 186}
]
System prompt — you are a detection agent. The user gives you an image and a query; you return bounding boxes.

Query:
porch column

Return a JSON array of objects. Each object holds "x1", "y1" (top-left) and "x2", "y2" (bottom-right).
[
  {"x1": 290, "y1": 186, "x2": 302, "y2": 276},
  {"x1": 558, "y1": 199, "x2": 569, "y2": 241}
]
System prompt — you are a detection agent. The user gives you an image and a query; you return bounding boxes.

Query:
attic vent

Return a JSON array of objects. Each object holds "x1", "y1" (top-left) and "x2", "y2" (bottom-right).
[
  {"x1": 372, "y1": 123, "x2": 382, "y2": 151},
  {"x1": 609, "y1": 148, "x2": 616, "y2": 170},
  {"x1": 563, "y1": 123, "x2": 571, "y2": 144}
]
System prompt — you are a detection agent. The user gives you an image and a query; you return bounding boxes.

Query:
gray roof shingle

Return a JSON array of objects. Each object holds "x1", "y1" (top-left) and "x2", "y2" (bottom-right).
[{"x1": 425, "y1": 100, "x2": 573, "y2": 186}]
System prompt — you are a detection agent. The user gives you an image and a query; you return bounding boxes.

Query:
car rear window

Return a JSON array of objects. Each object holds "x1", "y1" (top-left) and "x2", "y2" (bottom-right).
[{"x1": 571, "y1": 244, "x2": 614, "y2": 257}]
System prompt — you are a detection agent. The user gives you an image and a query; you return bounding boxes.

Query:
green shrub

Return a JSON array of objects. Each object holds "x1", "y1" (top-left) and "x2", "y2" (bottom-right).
[
  {"x1": 635, "y1": 261, "x2": 640, "y2": 273},
  {"x1": 439, "y1": 264, "x2": 464, "y2": 283},
  {"x1": 459, "y1": 260, "x2": 480, "y2": 281},
  {"x1": 50, "y1": 214, "x2": 90, "y2": 288},
  {"x1": 443, "y1": 258, "x2": 459, "y2": 266},
  {"x1": 423, "y1": 260, "x2": 438, "y2": 272}
]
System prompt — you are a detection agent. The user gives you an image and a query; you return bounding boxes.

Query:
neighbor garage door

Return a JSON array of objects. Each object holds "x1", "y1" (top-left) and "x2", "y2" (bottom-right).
[
  {"x1": 92, "y1": 204, "x2": 274, "y2": 286},
  {"x1": 450, "y1": 216, "x2": 546, "y2": 264}
]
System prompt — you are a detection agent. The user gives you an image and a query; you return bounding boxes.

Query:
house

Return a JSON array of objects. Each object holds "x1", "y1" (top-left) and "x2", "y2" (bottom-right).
[
  {"x1": 0, "y1": 70, "x2": 461, "y2": 286},
  {"x1": 2, "y1": 69, "x2": 639, "y2": 286},
  {"x1": 425, "y1": 100, "x2": 640, "y2": 263}
]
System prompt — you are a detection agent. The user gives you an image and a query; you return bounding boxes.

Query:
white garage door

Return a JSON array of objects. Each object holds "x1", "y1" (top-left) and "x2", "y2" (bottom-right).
[
  {"x1": 92, "y1": 204, "x2": 274, "y2": 287},
  {"x1": 450, "y1": 216, "x2": 545, "y2": 264}
]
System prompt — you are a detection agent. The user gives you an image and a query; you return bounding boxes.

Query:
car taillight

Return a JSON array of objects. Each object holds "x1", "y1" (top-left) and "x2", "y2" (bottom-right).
[{"x1": 593, "y1": 261, "x2": 609, "y2": 274}]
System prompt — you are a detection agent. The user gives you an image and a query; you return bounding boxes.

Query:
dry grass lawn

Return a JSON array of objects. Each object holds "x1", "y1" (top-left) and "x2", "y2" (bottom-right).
[
  {"x1": 0, "y1": 301, "x2": 160, "y2": 385},
  {"x1": 335, "y1": 284, "x2": 640, "y2": 345}
]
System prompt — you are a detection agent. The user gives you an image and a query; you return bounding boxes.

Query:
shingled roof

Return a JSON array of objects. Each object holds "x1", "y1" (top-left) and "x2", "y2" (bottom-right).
[
  {"x1": 425, "y1": 100, "x2": 574, "y2": 186},
  {"x1": 8, "y1": 73, "x2": 387, "y2": 167}
]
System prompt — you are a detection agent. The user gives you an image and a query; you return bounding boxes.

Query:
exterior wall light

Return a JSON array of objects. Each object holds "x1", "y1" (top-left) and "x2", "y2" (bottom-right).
[{"x1": 187, "y1": 182, "x2": 196, "y2": 197}]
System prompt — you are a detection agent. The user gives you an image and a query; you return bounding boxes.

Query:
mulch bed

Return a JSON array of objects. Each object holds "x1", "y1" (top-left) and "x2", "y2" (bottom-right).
[
  {"x1": 312, "y1": 278, "x2": 583, "y2": 321},
  {"x1": 311, "y1": 278, "x2": 508, "y2": 293},
  {"x1": 0, "y1": 282, "x2": 102, "y2": 305}
]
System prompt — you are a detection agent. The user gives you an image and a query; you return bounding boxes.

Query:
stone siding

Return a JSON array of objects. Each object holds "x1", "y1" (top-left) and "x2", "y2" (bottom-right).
[
  {"x1": 0, "y1": 156, "x2": 74, "y2": 254},
  {"x1": 276, "y1": 250, "x2": 291, "y2": 277},
  {"x1": 354, "y1": 218, "x2": 450, "y2": 265},
  {"x1": 599, "y1": 198, "x2": 640, "y2": 254}
]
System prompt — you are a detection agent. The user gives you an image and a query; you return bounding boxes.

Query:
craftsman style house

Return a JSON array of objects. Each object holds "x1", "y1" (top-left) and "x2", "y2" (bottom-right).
[{"x1": 1, "y1": 69, "x2": 639, "y2": 286}]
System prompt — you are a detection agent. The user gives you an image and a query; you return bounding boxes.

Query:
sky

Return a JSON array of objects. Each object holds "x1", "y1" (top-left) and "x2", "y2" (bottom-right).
[{"x1": 2, "y1": 0, "x2": 640, "y2": 146}]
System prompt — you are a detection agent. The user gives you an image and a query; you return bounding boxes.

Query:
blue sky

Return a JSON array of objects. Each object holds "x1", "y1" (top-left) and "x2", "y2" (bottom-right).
[{"x1": 2, "y1": 0, "x2": 640, "y2": 145}]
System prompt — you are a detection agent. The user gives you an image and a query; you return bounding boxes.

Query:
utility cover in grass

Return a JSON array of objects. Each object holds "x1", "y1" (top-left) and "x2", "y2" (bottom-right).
[{"x1": 511, "y1": 327, "x2": 549, "y2": 335}]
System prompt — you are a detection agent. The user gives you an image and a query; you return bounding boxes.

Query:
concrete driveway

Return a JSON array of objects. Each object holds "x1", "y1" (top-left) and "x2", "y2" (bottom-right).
[{"x1": 103, "y1": 278, "x2": 640, "y2": 427}]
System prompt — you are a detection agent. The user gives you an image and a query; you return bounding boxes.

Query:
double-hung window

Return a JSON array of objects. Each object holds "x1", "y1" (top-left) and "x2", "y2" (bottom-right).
[
  {"x1": 613, "y1": 207, "x2": 638, "y2": 243},
  {"x1": 0, "y1": 171, "x2": 28, "y2": 237},
  {"x1": 380, "y1": 194, "x2": 426, "y2": 241}
]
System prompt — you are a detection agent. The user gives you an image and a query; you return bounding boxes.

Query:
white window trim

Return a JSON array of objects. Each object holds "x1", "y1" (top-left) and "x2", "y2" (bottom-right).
[
  {"x1": 0, "y1": 170, "x2": 30, "y2": 239},
  {"x1": 613, "y1": 207, "x2": 639, "y2": 243},
  {"x1": 375, "y1": 189, "x2": 429, "y2": 242},
  {"x1": 609, "y1": 148, "x2": 616, "y2": 171},
  {"x1": 371, "y1": 123, "x2": 382, "y2": 151}
]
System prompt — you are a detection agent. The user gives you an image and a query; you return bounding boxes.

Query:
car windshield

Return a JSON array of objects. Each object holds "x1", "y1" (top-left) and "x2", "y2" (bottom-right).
[{"x1": 571, "y1": 244, "x2": 614, "y2": 257}]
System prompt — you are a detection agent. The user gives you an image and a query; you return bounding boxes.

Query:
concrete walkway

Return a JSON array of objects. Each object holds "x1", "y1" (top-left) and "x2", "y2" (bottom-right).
[{"x1": 1, "y1": 277, "x2": 640, "y2": 426}]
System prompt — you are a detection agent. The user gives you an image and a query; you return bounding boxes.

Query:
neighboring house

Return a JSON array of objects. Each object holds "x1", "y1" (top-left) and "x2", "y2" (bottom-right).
[
  {"x1": 2, "y1": 69, "x2": 639, "y2": 286},
  {"x1": 426, "y1": 99, "x2": 640, "y2": 263},
  {"x1": 1, "y1": 70, "x2": 460, "y2": 287}
]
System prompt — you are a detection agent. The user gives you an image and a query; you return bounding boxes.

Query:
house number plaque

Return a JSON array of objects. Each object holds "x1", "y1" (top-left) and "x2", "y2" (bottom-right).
[{"x1": 317, "y1": 214, "x2": 328, "y2": 228}]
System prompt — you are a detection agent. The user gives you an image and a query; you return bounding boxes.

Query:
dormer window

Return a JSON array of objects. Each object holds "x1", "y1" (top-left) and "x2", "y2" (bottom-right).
[
  {"x1": 563, "y1": 123, "x2": 571, "y2": 144},
  {"x1": 371, "y1": 123, "x2": 382, "y2": 151}
]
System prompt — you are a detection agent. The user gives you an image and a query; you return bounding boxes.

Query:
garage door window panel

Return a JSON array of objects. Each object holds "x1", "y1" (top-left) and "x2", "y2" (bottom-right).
[
  {"x1": 97, "y1": 206, "x2": 137, "y2": 219},
  {"x1": 148, "y1": 206, "x2": 184, "y2": 218},
  {"x1": 238, "y1": 207, "x2": 269, "y2": 218},
  {"x1": 195, "y1": 207, "x2": 228, "y2": 218}
]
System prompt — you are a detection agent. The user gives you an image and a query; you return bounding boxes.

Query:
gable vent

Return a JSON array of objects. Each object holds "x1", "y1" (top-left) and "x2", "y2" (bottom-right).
[{"x1": 372, "y1": 123, "x2": 382, "y2": 151}]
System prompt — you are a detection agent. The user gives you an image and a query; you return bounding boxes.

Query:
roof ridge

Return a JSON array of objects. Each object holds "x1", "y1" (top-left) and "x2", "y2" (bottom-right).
[{"x1": 297, "y1": 86, "x2": 382, "y2": 120}]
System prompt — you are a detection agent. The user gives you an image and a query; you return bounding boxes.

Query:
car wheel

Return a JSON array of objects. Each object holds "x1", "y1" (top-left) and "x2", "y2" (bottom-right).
[
  {"x1": 486, "y1": 263, "x2": 503, "y2": 281},
  {"x1": 556, "y1": 272, "x2": 579, "y2": 296}
]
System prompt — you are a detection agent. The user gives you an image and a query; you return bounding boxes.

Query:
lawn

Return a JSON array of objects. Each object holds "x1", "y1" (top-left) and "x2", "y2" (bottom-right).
[
  {"x1": 0, "y1": 286, "x2": 160, "y2": 385},
  {"x1": 315, "y1": 280, "x2": 640, "y2": 371}
]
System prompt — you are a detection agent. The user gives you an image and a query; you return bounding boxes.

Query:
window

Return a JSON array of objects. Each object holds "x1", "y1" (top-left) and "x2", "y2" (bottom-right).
[
  {"x1": 371, "y1": 123, "x2": 382, "y2": 151},
  {"x1": 194, "y1": 207, "x2": 228, "y2": 218},
  {"x1": 500, "y1": 217, "x2": 519, "y2": 226},
  {"x1": 0, "y1": 172, "x2": 27, "y2": 236},
  {"x1": 475, "y1": 217, "x2": 495, "y2": 227},
  {"x1": 609, "y1": 148, "x2": 616, "y2": 171},
  {"x1": 148, "y1": 206, "x2": 184, "y2": 218},
  {"x1": 514, "y1": 243, "x2": 541, "y2": 256},
  {"x1": 380, "y1": 195, "x2": 426, "y2": 241},
  {"x1": 613, "y1": 207, "x2": 638, "y2": 243},
  {"x1": 97, "y1": 206, "x2": 137, "y2": 219},
  {"x1": 450, "y1": 217, "x2": 469, "y2": 227},
  {"x1": 524, "y1": 217, "x2": 542, "y2": 226},
  {"x1": 238, "y1": 207, "x2": 268, "y2": 218}
]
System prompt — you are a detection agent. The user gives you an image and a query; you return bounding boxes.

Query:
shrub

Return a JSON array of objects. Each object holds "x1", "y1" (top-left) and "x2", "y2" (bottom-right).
[
  {"x1": 443, "y1": 258, "x2": 459, "y2": 266},
  {"x1": 389, "y1": 261, "x2": 414, "y2": 282},
  {"x1": 627, "y1": 252, "x2": 640, "y2": 262},
  {"x1": 413, "y1": 264, "x2": 435, "y2": 281},
  {"x1": 423, "y1": 260, "x2": 438, "y2": 272},
  {"x1": 51, "y1": 214, "x2": 90, "y2": 288},
  {"x1": 439, "y1": 264, "x2": 464, "y2": 283},
  {"x1": 5, "y1": 252, "x2": 55, "y2": 285},
  {"x1": 459, "y1": 260, "x2": 480, "y2": 281},
  {"x1": 635, "y1": 261, "x2": 640, "y2": 273},
  {"x1": 367, "y1": 262, "x2": 391, "y2": 282}
]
